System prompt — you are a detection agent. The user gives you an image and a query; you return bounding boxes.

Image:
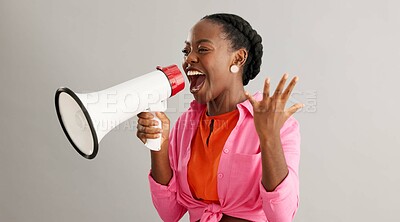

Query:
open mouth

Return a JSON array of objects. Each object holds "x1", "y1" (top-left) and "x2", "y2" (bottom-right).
[{"x1": 187, "y1": 70, "x2": 206, "y2": 93}]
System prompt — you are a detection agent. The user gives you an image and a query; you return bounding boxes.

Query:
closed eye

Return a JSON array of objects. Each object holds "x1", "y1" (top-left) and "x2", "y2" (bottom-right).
[
  {"x1": 198, "y1": 47, "x2": 209, "y2": 53},
  {"x1": 182, "y1": 48, "x2": 190, "y2": 56}
]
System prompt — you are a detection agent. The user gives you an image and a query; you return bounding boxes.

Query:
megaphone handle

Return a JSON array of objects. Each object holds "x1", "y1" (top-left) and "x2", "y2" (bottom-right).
[{"x1": 144, "y1": 112, "x2": 162, "y2": 151}]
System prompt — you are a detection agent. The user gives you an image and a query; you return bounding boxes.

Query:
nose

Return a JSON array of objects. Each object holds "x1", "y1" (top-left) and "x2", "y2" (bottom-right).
[{"x1": 184, "y1": 51, "x2": 198, "y2": 64}]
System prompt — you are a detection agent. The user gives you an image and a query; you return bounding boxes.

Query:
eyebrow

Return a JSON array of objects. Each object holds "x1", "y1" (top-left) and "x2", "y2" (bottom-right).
[{"x1": 184, "y1": 39, "x2": 213, "y2": 45}]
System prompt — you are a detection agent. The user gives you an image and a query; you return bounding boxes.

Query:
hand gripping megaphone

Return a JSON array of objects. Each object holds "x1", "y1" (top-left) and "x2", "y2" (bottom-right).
[{"x1": 55, "y1": 65, "x2": 185, "y2": 159}]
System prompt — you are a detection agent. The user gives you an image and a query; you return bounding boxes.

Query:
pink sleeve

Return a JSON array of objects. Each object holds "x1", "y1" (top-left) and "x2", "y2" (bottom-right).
[
  {"x1": 147, "y1": 120, "x2": 187, "y2": 222},
  {"x1": 259, "y1": 117, "x2": 301, "y2": 222},
  {"x1": 148, "y1": 172, "x2": 187, "y2": 222}
]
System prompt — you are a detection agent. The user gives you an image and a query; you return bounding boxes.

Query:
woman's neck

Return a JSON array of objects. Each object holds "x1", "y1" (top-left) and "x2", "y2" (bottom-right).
[{"x1": 206, "y1": 87, "x2": 247, "y2": 116}]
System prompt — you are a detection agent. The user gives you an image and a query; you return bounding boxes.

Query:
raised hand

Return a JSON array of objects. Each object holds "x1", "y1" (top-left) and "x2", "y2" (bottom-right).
[{"x1": 245, "y1": 74, "x2": 303, "y2": 140}]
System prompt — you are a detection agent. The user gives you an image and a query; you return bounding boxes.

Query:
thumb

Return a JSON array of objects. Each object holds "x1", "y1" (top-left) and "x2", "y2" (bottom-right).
[
  {"x1": 155, "y1": 112, "x2": 170, "y2": 129},
  {"x1": 244, "y1": 91, "x2": 257, "y2": 107},
  {"x1": 286, "y1": 103, "x2": 304, "y2": 116},
  {"x1": 155, "y1": 112, "x2": 170, "y2": 143}
]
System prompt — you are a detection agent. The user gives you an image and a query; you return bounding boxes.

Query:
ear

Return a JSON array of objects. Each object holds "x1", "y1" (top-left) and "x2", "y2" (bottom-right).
[{"x1": 232, "y1": 48, "x2": 248, "y2": 67}]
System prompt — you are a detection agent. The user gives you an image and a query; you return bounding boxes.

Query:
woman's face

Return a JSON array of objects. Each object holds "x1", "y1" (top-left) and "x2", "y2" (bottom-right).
[{"x1": 182, "y1": 19, "x2": 237, "y2": 104}]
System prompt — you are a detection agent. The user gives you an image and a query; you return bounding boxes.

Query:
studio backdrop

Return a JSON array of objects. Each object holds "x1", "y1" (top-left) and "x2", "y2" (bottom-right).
[{"x1": 1, "y1": 0, "x2": 399, "y2": 221}]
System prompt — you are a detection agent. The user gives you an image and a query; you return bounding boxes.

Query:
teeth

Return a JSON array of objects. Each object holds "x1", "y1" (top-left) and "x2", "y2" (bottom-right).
[{"x1": 187, "y1": 70, "x2": 204, "y2": 76}]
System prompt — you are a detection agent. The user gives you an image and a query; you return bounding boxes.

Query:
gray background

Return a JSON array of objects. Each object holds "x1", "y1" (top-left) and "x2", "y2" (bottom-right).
[{"x1": 1, "y1": 0, "x2": 399, "y2": 221}]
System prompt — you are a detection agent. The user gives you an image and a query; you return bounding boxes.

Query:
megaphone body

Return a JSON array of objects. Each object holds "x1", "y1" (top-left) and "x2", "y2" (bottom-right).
[{"x1": 55, "y1": 65, "x2": 185, "y2": 159}]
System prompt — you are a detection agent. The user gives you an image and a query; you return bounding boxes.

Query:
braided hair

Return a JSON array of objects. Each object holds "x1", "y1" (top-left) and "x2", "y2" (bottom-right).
[{"x1": 202, "y1": 13, "x2": 263, "y2": 85}]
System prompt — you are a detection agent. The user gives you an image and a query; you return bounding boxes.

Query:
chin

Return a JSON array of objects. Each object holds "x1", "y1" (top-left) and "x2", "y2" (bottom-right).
[
  {"x1": 193, "y1": 95, "x2": 207, "y2": 104},
  {"x1": 192, "y1": 91, "x2": 210, "y2": 105}
]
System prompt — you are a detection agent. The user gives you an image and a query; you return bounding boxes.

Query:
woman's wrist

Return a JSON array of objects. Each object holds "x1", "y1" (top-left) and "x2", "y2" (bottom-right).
[
  {"x1": 150, "y1": 140, "x2": 172, "y2": 185},
  {"x1": 259, "y1": 131, "x2": 280, "y2": 147}
]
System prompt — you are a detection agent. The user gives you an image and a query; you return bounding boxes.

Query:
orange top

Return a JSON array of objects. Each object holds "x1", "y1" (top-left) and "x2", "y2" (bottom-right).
[{"x1": 187, "y1": 108, "x2": 240, "y2": 204}]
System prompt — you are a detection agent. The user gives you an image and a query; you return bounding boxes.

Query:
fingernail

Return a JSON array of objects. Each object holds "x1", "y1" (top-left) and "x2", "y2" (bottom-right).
[
  {"x1": 294, "y1": 76, "x2": 299, "y2": 82},
  {"x1": 266, "y1": 78, "x2": 270, "y2": 84},
  {"x1": 284, "y1": 73, "x2": 288, "y2": 79}
]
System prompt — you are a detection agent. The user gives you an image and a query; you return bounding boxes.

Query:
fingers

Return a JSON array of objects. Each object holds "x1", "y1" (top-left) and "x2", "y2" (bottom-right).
[
  {"x1": 136, "y1": 131, "x2": 146, "y2": 144},
  {"x1": 282, "y1": 76, "x2": 298, "y2": 101},
  {"x1": 272, "y1": 73, "x2": 288, "y2": 98},
  {"x1": 137, "y1": 112, "x2": 154, "y2": 119},
  {"x1": 136, "y1": 131, "x2": 161, "y2": 144},
  {"x1": 138, "y1": 117, "x2": 159, "y2": 127},
  {"x1": 245, "y1": 91, "x2": 258, "y2": 107},
  {"x1": 136, "y1": 112, "x2": 163, "y2": 144},
  {"x1": 286, "y1": 103, "x2": 304, "y2": 116},
  {"x1": 137, "y1": 123, "x2": 162, "y2": 134},
  {"x1": 136, "y1": 125, "x2": 161, "y2": 143},
  {"x1": 263, "y1": 78, "x2": 270, "y2": 100}
]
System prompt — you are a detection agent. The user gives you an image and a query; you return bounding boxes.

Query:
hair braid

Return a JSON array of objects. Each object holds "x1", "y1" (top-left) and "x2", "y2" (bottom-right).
[{"x1": 202, "y1": 13, "x2": 263, "y2": 85}]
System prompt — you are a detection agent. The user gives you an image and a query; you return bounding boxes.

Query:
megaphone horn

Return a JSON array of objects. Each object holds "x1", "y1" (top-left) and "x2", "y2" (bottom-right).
[{"x1": 55, "y1": 65, "x2": 185, "y2": 159}]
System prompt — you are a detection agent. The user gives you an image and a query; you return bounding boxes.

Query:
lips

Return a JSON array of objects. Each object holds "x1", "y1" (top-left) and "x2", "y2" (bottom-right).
[{"x1": 187, "y1": 70, "x2": 206, "y2": 93}]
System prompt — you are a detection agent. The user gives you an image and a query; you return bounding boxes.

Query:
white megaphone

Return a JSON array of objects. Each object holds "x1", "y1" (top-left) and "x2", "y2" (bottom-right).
[{"x1": 55, "y1": 65, "x2": 185, "y2": 159}]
